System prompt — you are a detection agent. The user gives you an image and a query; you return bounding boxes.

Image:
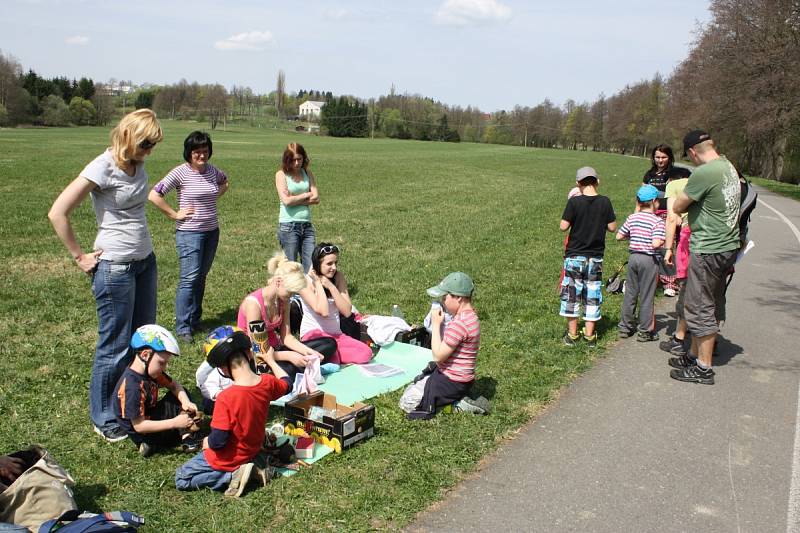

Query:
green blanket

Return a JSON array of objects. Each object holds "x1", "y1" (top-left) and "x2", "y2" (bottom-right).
[{"x1": 273, "y1": 341, "x2": 433, "y2": 407}]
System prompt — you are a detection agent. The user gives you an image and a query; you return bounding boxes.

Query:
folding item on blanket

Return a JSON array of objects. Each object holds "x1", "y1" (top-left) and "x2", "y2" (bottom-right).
[
  {"x1": 301, "y1": 355, "x2": 324, "y2": 394},
  {"x1": 362, "y1": 315, "x2": 411, "y2": 345}
]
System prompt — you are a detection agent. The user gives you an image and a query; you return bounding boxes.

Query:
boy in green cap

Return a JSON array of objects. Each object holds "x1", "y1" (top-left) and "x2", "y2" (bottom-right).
[{"x1": 406, "y1": 272, "x2": 489, "y2": 419}]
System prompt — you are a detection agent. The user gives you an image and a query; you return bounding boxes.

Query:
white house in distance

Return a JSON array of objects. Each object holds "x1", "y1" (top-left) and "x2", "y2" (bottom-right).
[{"x1": 299, "y1": 100, "x2": 326, "y2": 119}]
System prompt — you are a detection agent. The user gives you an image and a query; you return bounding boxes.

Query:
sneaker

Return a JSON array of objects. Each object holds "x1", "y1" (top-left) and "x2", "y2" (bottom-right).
[
  {"x1": 636, "y1": 330, "x2": 659, "y2": 342},
  {"x1": 659, "y1": 334, "x2": 686, "y2": 354},
  {"x1": 668, "y1": 353, "x2": 697, "y2": 369},
  {"x1": 181, "y1": 434, "x2": 203, "y2": 454},
  {"x1": 177, "y1": 333, "x2": 194, "y2": 343},
  {"x1": 562, "y1": 332, "x2": 581, "y2": 346},
  {"x1": 455, "y1": 396, "x2": 491, "y2": 415},
  {"x1": 582, "y1": 331, "x2": 597, "y2": 348},
  {"x1": 254, "y1": 465, "x2": 276, "y2": 486},
  {"x1": 670, "y1": 363, "x2": 715, "y2": 385},
  {"x1": 224, "y1": 462, "x2": 254, "y2": 498},
  {"x1": 618, "y1": 328, "x2": 636, "y2": 339},
  {"x1": 138, "y1": 442, "x2": 155, "y2": 458},
  {"x1": 670, "y1": 340, "x2": 689, "y2": 357},
  {"x1": 94, "y1": 425, "x2": 128, "y2": 443},
  {"x1": 664, "y1": 288, "x2": 677, "y2": 297}
]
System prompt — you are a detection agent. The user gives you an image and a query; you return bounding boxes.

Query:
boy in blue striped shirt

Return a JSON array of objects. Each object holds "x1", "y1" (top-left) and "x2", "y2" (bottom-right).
[{"x1": 616, "y1": 185, "x2": 666, "y2": 341}]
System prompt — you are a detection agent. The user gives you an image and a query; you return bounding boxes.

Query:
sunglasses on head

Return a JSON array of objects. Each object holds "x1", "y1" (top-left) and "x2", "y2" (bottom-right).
[
  {"x1": 318, "y1": 245, "x2": 339, "y2": 257},
  {"x1": 139, "y1": 139, "x2": 157, "y2": 150}
]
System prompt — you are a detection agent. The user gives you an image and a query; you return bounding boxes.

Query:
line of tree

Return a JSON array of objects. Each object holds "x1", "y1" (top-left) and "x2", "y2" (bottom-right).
[
  {"x1": 320, "y1": 96, "x2": 369, "y2": 137},
  {"x1": 0, "y1": 54, "x2": 117, "y2": 127},
  {"x1": 1, "y1": 0, "x2": 797, "y2": 180}
]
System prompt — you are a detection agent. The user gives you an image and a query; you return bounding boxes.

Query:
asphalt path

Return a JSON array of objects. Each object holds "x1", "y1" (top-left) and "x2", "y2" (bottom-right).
[{"x1": 409, "y1": 185, "x2": 800, "y2": 533}]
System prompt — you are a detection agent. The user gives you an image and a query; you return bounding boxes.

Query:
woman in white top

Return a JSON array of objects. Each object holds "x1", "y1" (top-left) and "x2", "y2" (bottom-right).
[
  {"x1": 298, "y1": 243, "x2": 372, "y2": 364},
  {"x1": 48, "y1": 109, "x2": 163, "y2": 443}
]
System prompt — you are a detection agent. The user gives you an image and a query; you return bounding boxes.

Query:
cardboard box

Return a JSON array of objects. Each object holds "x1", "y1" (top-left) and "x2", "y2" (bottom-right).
[{"x1": 284, "y1": 391, "x2": 375, "y2": 450}]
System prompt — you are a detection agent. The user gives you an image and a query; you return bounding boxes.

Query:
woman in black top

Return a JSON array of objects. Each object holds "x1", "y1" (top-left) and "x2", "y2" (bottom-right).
[
  {"x1": 642, "y1": 144, "x2": 690, "y2": 211},
  {"x1": 642, "y1": 144, "x2": 690, "y2": 296}
]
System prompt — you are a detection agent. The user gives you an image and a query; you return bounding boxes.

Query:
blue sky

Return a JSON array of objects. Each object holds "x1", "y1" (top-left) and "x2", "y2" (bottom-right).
[{"x1": 4, "y1": 0, "x2": 712, "y2": 111}]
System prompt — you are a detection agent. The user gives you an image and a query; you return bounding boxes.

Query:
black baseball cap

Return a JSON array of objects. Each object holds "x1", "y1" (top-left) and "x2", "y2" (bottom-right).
[{"x1": 682, "y1": 129, "x2": 711, "y2": 156}]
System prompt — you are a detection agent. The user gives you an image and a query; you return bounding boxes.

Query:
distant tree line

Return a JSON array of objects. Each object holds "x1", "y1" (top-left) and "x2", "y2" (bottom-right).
[
  {"x1": 0, "y1": 1, "x2": 797, "y2": 181},
  {"x1": 0, "y1": 54, "x2": 114, "y2": 127},
  {"x1": 367, "y1": 0, "x2": 799, "y2": 182}
]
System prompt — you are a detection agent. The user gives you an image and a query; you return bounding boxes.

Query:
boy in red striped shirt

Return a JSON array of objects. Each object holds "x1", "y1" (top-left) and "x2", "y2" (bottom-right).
[
  {"x1": 616, "y1": 185, "x2": 666, "y2": 341},
  {"x1": 407, "y1": 272, "x2": 489, "y2": 419}
]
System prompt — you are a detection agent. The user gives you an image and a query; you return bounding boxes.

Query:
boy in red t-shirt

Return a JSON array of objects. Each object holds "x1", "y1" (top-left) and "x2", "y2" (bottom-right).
[{"x1": 175, "y1": 326, "x2": 289, "y2": 497}]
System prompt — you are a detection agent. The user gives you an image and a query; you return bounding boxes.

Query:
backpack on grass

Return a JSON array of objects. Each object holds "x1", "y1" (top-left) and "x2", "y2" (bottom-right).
[
  {"x1": 606, "y1": 261, "x2": 627, "y2": 294},
  {"x1": 38, "y1": 510, "x2": 144, "y2": 533}
]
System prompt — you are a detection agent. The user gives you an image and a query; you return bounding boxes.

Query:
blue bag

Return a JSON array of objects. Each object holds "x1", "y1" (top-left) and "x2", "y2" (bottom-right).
[{"x1": 38, "y1": 510, "x2": 144, "y2": 532}]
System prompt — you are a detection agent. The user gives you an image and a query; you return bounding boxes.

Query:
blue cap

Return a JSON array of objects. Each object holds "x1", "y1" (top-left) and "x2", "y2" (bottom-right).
[{"x1": 637, "y1": 184, "x2": 659, "y2": 202}]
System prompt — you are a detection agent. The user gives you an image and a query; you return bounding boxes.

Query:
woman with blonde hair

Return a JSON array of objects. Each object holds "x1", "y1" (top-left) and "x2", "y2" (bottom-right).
[
  {"x1": 237, "y1": 252, "x2": 334, "y2": 382},
  {"x1": 48, "y1": 108, "x2": 163, "y2": 443},
  {"x1": 274, "y1": 142, "x2": 319, "y2": 273}
]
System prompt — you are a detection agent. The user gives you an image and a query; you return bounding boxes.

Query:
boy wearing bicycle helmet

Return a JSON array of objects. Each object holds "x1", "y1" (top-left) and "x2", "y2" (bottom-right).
[
  {"x1": 113, "y1": 324, "x2": 201, "y2": 458},
  {"x1": 175, "y1": 326, "x2": 290, "y2": 498}
]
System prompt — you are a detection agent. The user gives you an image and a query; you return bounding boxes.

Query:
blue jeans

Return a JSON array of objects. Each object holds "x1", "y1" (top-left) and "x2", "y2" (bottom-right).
[
  {"x1": 175, "y1": 452, "x2": 232, "y2": 491},
  {"x1": 90, "y1": 253, "x2": 157, "y2": 430},
  {"x1": 175, "y1": 229, "x2": 219, "y2": 335},
  {"x1": 277, "y1": 221, "x2": 315, "y2": 273}
]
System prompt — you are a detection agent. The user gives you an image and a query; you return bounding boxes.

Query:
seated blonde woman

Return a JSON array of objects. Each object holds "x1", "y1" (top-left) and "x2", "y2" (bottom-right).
[{"x1": 237, "y1": 252, "x2": 336, "y2": 382}]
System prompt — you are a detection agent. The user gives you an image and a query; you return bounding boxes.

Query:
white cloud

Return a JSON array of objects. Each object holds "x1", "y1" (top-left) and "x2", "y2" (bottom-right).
[
  {"x1": 434, "y1": 0, "x2": 511, "y2": 26},
  {"x1": 65, "y1": 35, "x2": 89, "y2": 45},
  {"x1": 214, "y1": 31, "x2": 274, "y2": 51},
  {"x1": 323, "y1": 8, "x2": 349, "y2": 20}
]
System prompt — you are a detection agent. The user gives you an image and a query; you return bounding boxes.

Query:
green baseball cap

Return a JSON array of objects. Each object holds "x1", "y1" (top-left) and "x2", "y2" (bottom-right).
[{"x1": 426, "y1": 272, "x2": 475, "y2": 298}]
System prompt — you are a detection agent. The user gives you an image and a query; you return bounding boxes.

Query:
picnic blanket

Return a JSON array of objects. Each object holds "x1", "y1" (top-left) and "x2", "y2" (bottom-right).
[
  {"x1": 272, "y1": 341, "x2": 433, "y2": 407},
  {"x1": 269, "y1": 342, "x2": 432, "y2": 476}
]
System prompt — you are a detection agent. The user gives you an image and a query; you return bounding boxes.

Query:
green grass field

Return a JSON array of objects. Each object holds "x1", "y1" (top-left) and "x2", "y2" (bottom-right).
[
  {"x1": 0, "y1": 121, "x2": 648, "y2": 531},
  {"x1": 751, "y1": 176, "x2": 800, "y2": 202}
]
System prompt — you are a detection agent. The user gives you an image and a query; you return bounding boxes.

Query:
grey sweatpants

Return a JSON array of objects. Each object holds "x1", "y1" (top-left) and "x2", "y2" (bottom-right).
[{"x1": 618, "y1": 253, "x2": 659, "y2": 333}]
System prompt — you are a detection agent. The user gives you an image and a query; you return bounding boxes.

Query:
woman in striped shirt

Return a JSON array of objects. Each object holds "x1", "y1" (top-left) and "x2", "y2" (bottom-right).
[{"x1": 149, "y1": 131, "x2": 229, "y2": 343}]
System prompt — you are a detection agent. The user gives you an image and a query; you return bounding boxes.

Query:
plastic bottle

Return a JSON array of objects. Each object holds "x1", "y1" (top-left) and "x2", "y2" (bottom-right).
[{"x1": 391, "y1": 304, "x2": 404, "y2": 319}]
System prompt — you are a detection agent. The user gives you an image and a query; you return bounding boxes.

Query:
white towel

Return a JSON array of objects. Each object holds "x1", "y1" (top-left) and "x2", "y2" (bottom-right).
[{"x1": 362, "y1": 315, "x2": 411, "y2": 345}]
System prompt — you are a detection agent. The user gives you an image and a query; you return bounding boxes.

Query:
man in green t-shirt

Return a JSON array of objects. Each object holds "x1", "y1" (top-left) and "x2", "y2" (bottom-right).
[{"x1": 669, "y1": 130, "x2": 740, "y2": 385}]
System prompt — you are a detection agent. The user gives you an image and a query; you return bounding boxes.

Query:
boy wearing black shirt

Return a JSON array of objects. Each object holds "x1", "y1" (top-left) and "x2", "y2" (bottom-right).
[{"x1": 559, "y1": 167, "x2": 617, "y2": 346}]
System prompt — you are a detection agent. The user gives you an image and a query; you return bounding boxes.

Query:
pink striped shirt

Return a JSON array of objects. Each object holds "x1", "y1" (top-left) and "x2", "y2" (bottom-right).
[
  {"x1": 439, "y1": 309, "x2": 480, "y2": 383},
  {"x1": 618, "y1": 212, "x2": 665, "y2": 255},
  {"x1": 153, "y1": 163, "x2": 228, "y2": 232}
]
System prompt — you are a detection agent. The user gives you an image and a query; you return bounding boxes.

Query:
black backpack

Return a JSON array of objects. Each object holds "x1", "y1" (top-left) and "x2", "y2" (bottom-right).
[
  {"x1": 725, "y1": 172, "x2": 758, "y2": 289},
  {"x1": 737, "y1": 172, "x2": 758, "y2": 245}
]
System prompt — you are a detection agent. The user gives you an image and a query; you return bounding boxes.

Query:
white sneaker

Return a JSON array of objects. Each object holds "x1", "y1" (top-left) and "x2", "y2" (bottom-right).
[
  {"x1": 664, "y1": 288, "x2": 677, "y2": 297},
  {"x1": 224, "y1": 463, "x2": 254, "y2": 498},
  {"x1": 454, "y1": 396, "x2": 491, "y2": 415}
]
